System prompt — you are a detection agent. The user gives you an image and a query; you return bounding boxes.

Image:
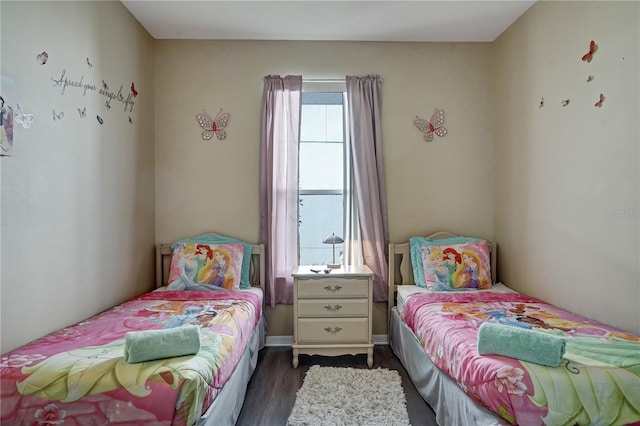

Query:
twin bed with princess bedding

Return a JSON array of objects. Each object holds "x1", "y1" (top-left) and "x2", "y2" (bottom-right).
[
  {"x1": 388, "y1": 232, "x2": 640, "y2": 426},
  {"x1": 1, "y1": 233, "x2": 266, "y2": 426}
]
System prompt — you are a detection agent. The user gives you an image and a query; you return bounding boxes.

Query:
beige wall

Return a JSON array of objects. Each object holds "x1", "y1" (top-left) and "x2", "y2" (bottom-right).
[
  {"x1": 493, "y1": 1, "x2": 639, "y2": 334},
  {"x1": 3, "y1": 1, "x2": 636, "y2": 350},
  {"x1": 154, "y1": 40, "x2": 495, "y2": 336},
  {"x1": 1, "y1": 1, "x2": 156, "y2": 352}
]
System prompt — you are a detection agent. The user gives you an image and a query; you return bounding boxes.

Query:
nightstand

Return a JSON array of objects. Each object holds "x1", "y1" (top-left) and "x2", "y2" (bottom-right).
[{"x1": 292, "y1": 265, "x2": 374, "y2": 368}]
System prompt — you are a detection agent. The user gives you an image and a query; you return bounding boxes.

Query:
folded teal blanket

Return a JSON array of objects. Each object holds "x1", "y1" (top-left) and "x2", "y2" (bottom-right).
[
  {"x1": 477, "y1": 322, "x2": 566, "y2": 367},
  {"x1": 124, "y1": 325, "x2": 201, "y2": 363}
]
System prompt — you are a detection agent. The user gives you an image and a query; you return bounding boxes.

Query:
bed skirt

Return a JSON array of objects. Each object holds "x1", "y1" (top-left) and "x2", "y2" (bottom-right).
[
  {"x1": 389, "y1": 307, "x2": 508, "y2": 426},
  {"x1": 197, "y1": 312, "x2": 267, "y2": 426}
]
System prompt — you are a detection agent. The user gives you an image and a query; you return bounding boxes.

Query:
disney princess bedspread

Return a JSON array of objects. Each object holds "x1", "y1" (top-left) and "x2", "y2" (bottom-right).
[
  {"x1": 1, "y1": 290, "x2": 262, "y2": 426},
  {"x1": 403, "y1": 291, "x2": 640, "y2": 426}
]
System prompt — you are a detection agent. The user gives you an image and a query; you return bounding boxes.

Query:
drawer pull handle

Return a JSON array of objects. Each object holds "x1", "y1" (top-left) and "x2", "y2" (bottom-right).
[
  {"x1": 324, "y1": 304, "x2": 343, "y2": 312},
  {"x1": 323, "y1": 326, "x2": 343, "y2": 334},
  {"x1": 324, "y1": 285, "x2": 342, "y2": 292}
]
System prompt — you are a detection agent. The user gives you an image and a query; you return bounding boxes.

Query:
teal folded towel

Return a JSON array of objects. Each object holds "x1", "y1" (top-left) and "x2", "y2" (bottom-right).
[
  {"x1": 477, "y1": 322, "x2": 566, "y2": 367},
  {"x1": 124, "y1": 325, "x2": 201, "y2": 363}
]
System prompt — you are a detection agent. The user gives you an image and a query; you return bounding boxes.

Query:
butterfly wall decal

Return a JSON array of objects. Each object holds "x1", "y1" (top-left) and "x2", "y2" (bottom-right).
[
  {"x1": 196, "y1": 109, "x2": 230, "y2": 141},
  {"x1": 52, "y1": 109, "x2": 64, "y2": 122},
  {"x1": 594, "y1": 93, "x2": 605, "y2": 108},
  {"x1": 414, "y1": 109, "x2": 447, "y2": 142},
  {"x1": 37, "y1": 51, "x2": 48, "y2": 65},
  {"x1": 15, "y1": 103, "x2": 35, "y2": 129},
  {"x1": 131, "y1": 82, "x2": 138, "y2": 97},
  {"x1": 581, "y1": 40, "x2": 598, "y2": 63}
]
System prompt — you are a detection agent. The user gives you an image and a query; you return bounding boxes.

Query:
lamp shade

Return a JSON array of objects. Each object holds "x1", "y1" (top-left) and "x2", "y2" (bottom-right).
[{"x1": 322, "y1": 234, "x2": 344, "y2": 245}]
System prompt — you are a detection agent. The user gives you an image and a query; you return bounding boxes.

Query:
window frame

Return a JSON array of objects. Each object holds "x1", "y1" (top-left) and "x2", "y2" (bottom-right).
[{"x1": 298, "y1": 80, "x2": 348, "y2": 265}]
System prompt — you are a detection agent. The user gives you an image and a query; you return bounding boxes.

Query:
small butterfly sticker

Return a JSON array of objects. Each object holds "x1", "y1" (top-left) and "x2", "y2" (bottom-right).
[
  {"x1": 414, "y1": 109, "x2": 447, "y2": 142},
  {"x1": 86, "y1": 57, "x2": 93, "y2": 68},
  {"x1": 581, "y1": 40, "x2": 598, "y2": 63},
  {"x1": 96, "y1": 115, "x2": 104, "y2": 124},
  {"x1": 594, "y1": 93, "x2": 605, "y2": 108},
  {"x1": 131, "y1": 82, "x2": 138, "y2": 97},
  {"x1": 196, "y1": 109, "x2": 230, "y2": 141},
  {"x1": 37, "y1": 51, "x2": 48, "y2": 65},
  {"x1": 52, "y1": 109, "x2": 64, "y2": 122},
  {"x1": 15, "y1": 103, "x2": 35, "y2": 129},
  {"x1": 78, "y1": 107, "x2": 86, "y2": 118}
]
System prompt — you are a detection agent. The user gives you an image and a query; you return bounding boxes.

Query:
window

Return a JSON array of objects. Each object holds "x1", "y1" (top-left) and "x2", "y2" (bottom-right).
[{"x1": 298, "y1": 88, "x2": 347, "y2": 265}]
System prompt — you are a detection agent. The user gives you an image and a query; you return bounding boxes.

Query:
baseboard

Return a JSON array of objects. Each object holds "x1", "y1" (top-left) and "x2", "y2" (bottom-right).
[
  {"x1": 265, "y1": 335, "x2": 389, "y2": 347},
  {"x1": 265, "y1": 335, "x2": 292, "y2": 347},
  {"x1": 373, "y1": 334, "x2": 389, "y2": 345}
]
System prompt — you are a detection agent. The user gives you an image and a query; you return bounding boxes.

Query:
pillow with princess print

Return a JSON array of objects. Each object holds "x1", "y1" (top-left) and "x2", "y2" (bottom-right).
[
  {"x1": 172, "y1": 235, "x2": 254, "y2": 289},
  {"x1": 409, "y1": 236, "x2": 484, "y2": 288},
  {"x1": 420, "y1": 240, "x2": 491, "y2": 290},
  {"x1": 167, "y1": 242, "x2": 244, "y2": 291}
]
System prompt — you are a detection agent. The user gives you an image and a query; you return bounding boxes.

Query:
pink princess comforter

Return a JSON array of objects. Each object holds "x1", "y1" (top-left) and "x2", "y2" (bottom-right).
[
  {"x1": 404, "y1": 291, "x2": 640, "y2": 426},
  {"x1": 1, "y1": 290, "x2": 262, "y2": 426}
]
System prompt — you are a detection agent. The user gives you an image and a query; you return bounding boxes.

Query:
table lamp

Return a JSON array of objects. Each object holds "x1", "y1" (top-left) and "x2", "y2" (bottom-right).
[{"x1": 323, "y1": 233, "x2": 344, "y2": 269}]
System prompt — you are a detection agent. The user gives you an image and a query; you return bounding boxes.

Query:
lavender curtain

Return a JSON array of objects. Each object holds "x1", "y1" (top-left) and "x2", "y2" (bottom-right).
[
  {"x1": 346, "y1": 75, "x2": 389, "y2": 302},
  {"x1": 259, "y1": 75, "x2": 302, "y2": 306}
]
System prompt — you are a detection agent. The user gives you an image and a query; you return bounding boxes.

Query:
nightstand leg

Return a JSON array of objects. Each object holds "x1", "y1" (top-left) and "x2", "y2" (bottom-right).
[
  {"x1": 292, "y1": 348, "x2": 299, "y2": 368},
  {"x1": 367, "y1": 349, "x2": 373, "y2": 368}
]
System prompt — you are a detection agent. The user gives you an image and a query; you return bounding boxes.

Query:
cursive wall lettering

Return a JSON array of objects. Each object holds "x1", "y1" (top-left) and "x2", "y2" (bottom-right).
[{"x1": 51, "y1": 69, "x2": 135, "y2": 112}]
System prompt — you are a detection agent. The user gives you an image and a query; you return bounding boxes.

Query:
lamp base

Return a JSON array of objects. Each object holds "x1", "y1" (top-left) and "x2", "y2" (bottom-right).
[{"x1": 326, "y1": 263, "x2": 341, "y2": 269}]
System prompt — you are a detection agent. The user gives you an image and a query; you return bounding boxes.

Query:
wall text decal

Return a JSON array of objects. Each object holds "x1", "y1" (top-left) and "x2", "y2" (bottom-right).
[{"x1": 50, "y1": 69, "x2": 135, "y2": 112}]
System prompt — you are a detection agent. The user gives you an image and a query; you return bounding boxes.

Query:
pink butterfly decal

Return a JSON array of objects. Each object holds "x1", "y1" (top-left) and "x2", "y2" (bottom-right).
[
  {"x1": 414, "y1": 109, "x2": 447, "y2": 142},
  {"x1": 581, "y1": 40, "x2": 598, "y2": 63},
  {"x1": 594, "y1": 93, "x2": 605, "y2": 108},
  {"x1": 196, "y1": 109, "x2": 230, "y2": 140}
]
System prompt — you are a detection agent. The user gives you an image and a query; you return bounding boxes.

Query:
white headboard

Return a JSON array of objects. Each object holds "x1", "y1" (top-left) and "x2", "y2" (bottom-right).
[
  {"x1": 387, "y1": 231, "x2": 497, "y2": 320},
  {"x1": 155, "y1": 232, "x2": 265, "y2": 293}
]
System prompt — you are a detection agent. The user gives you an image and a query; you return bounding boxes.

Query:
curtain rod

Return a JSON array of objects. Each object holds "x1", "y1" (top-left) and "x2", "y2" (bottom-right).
[
  {"x1": 263, "y1": 77, "x2": 383, "y2": 83},
  {"x1": 304, "y1": 76, "x2": 384, "y2": 83},
  {"x1": 303, "y1": 78, "x2": 346, "y2": 83}
]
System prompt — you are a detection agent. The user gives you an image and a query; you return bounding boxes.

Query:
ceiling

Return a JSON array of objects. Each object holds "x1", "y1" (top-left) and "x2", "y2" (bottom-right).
[{"x1": 121, "y1": 0, "x2": 536, "y2": 42}]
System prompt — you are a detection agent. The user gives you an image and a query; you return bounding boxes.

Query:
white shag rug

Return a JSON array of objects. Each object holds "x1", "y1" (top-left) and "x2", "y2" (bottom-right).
[{"x1": 287, "y1": 366, "x2": 411, "y2": 426}]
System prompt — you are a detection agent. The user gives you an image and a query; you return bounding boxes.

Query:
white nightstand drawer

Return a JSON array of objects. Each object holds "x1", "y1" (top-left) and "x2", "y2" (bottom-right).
[
  {"x1": 297, "y1": 278, "x2": 368, "y2": 298},
  {"x1": 297, "y1": 318, "x2": 369, "y2": 343},
  {"x1": 297, "y1": 298, "x2": 368, "y2": 317}
]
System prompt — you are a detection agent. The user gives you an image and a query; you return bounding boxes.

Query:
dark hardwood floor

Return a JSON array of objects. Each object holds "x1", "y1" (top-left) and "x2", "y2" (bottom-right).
[{"x1": 236, "y1": 345, "x2": 437, "y2": 426}]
